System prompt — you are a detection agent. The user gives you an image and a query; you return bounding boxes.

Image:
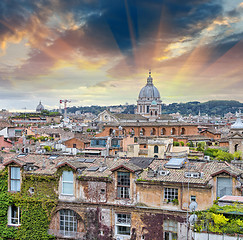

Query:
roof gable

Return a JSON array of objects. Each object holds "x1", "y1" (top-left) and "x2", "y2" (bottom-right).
[
  {"x1": 111, "y1": 162, "x2": 142, "y2": 173},
  {"x1": 211, "y1": 168, "x2": 238, "y2": 178},
  {"x1": 3, "y1": 159, "x2": 24, "y2": 167},
  {"x1": 229, "y1": 132, "x2": 243, "y2": 138},
  {"x1": 93, "y1": 110, "x2": 119, "y2": 122}
]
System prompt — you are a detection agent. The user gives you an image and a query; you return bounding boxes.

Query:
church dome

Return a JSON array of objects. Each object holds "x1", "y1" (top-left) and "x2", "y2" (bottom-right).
[
  {"x1": 231, "y1": 111, "x2": 243, "y2": 129},
  {"x1": 138, "y1": 72, "x2": 160, "y2": 100},
  {"x1": 36, "y1": 101, "x2": 44, "y2": 112}
]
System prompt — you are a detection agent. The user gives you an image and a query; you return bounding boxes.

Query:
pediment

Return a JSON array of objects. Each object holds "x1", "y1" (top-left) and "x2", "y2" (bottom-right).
[{"x1": 229, "y1": 132, "x2": 243, "y2": 138}]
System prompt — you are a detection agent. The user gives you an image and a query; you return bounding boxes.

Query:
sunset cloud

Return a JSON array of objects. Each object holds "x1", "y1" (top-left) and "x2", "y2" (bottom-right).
[{"x1": 0, "y1": 0, "x2": 243, "y2": 110}]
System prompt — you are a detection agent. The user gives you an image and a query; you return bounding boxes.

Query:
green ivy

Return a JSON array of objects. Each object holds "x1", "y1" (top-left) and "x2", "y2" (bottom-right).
[
  {"x1": 194, "y1": 204, "x2": 243, "y2": 234},
  {"x1": 0, "y1": 167, "x2": 58, "y2": 239},
  {"x1": 0, "y1": 169, "x2": 16, "y2": 239}
]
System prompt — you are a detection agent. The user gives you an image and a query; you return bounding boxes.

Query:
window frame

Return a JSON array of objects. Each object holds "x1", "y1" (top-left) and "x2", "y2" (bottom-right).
[
  {"x1": 154, "y1": 145, "x2": 159, "y2": 153},
  {"x1": 9, "y1": 166, "x2": 21, "y2": 192},
  {"x1": 164, "y1": 188, "x2": 178, "y2": 202},
  {"x1": 191, "y1": 195, "x2": 196, "y2": 202},
  {"x1": 8, "y1": 205, "x2": 21, "y2": 226},
  {"x1": 59, "y1": 209, "x2": 77, "y2": 237},
  {"x1": 61, "y1": 171, "x2": 74, "y2": 196},
  {"x1": 164, "y1": 219, "x2": 178, "y2": 240},
  {"x1": 115, "y1": 213, "x2": 131, "y2": 236},
  {"x1": 117, "y1": 172, "x2": 130, "y2": 199}
]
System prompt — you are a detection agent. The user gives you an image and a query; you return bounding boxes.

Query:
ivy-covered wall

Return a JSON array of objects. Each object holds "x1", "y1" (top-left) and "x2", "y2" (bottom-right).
[{"x1": 0, "y1": 167, "x2": 58, "y2": 240}]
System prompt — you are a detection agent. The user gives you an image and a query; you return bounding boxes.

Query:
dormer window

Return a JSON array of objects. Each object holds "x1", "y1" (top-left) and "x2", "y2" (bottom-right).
[
  {"x1": 117, "y1": 172, "x2": 130, "y2": 199},
  {"x1": 10, "y1": 167, "x2": 20, "y2": 192},
  {"x1": 62, "y1": 171, "x2": 74, "y2": 195}
]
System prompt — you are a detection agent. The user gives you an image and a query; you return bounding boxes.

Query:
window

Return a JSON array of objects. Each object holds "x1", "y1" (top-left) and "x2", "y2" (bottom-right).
[
  {"x1": 117, "y1": 172, "x2": 130, "y2": 199},
  {"x1": 164, "y1": 219, "x2": 177, "y2": 240},
  {"x1": 115, "y1": 213, "x2": 131, "y2": 236},
  {"x1": 10, "y1": 167, "x2": 20, "y2": 192},
  {"x1": 73, "y1": 144, "x2": 77, "y2": 148},
  {"x1": 191, "y1": 195, "x2": 196, "y2": 202},
  {"x1": 217, "y1": 177, "x2": 232, "y2": 198},
  {"x1": 154, "y1": 145, "x2": 158, "y2": 153},
  {"x1": 60, "y1": 209, "x2": 77, "y2": 237},
  {"x1": 8, "y1": 205, "x2": 21, "y2": 226},
  {"x1": 62, "y1": 171, "x2": 74, "y2": 195},
  {"x1": 164, "y1": 188, "x2": 178, "y2": 202}
]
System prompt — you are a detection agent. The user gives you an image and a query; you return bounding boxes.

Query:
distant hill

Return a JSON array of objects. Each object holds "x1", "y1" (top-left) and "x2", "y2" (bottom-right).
[{"x1": 66, "y1": 100, "x2": 243, "y2": 116}]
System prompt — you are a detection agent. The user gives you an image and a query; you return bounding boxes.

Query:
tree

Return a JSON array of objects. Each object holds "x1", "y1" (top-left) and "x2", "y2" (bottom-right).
[
  {"x1": 215, "y1": 150, "x2": 233, "y2": 162},
  {"x1": 233, "y1": 151, "x2": 242, "y2": 160}
]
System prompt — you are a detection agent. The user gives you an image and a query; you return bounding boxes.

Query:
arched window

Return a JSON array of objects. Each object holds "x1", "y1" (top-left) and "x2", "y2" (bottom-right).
[
  {"x1": 59, "y1": 209, "x2": 77, "y2": 237},
  {"x1": 147, "y1": 106, "x2": 149, "y2": 113},
  {"x1": 155, "y1": 111, "x2": 157, "y2": 116},
  {"x1": 151, "y1": 128, "x2": 156, "y2": 135},
  {"x1": 161, "y1": 128, "x2": 166, "y2": 135},
  {"x1": 140, "y1": 128, "x2": 145, "y2": 136},
  {"x1": 109, "y1": 128, "x2": 113, "y2": 135},
  {"x1": 150, "y1": 111, "x2": 153, "y2": 116},
  {"x1": 140, "y1": 105, "x2": 142, "y2": 113},
  {"x1": 130, "y1": 128, "x2": 135, "y2": 136},
  {"x1": 235, "y1": 144, "x2": 239, "y2": 152},
  {"x1": 171, "y1": 128, "x2": 176, "y2": 135},
  {"x1": 154, "y1": 145, "x2": 158, "y2": 153},
  {"x1": 181, "y1": 128, "x2": 185, "y2": 135},
  {"x1": 154, "y1": 155, "x2": 158, "y2": 158}
]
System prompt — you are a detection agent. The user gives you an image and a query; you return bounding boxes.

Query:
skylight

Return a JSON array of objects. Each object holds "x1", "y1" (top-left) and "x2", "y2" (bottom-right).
[
  {"x1": 87, "y1": 166, "x2": 99, "y2": 171},
  {"x1": 164, "y1": 158, "x2": 186, "y2": 169}
]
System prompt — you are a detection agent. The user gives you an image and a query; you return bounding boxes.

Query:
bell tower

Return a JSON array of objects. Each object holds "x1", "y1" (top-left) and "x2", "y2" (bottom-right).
[{"x1": 229, "y1": 110, "x2": 243, "y2": 158}]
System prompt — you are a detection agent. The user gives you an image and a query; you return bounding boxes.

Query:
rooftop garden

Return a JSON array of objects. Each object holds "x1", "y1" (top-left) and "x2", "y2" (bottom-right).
[{"x1": 195, "y1": 203, "x2": 243, "y2": 235}]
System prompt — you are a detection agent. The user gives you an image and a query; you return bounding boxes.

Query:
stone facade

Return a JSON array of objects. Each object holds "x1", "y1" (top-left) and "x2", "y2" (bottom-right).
[
  {"x1": 1, "y1": 153, "x2": 242, "y2": 240},
  {"x1": 229, "y1": 111, "x2": 243, "y2": 158}
]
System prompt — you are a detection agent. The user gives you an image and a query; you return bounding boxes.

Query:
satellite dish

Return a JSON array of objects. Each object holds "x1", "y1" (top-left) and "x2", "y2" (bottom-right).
[
  {"x1": 189, "y1": 214, "x2": 198, "y2": 225},
  {"x1": 189, "y1": 201, "x2": 198, "y2": 212}
]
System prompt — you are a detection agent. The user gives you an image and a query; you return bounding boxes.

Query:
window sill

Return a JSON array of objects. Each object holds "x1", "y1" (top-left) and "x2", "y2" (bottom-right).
[
  {"x1": 116, "y1": 234, "x2": 131, "y2": 237},
  {"x1": 7, "y1": 224, "x2": 21, "y2": 227},
  {"x1": 116, "y1": 197, "x2": 130, "y2": 200}
]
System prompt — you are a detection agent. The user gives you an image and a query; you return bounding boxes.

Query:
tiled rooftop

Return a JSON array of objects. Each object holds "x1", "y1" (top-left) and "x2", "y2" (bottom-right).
[{"x1": 0, "y1": 153, "x2": 242, "y2": 185}]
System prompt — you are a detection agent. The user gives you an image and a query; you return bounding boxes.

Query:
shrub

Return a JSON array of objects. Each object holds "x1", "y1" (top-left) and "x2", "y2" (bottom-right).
[
  {"x1": 179, "y1": 141, "x2": 184, "y2": 146},
  {"x1": 44, "y1": 146, "x2": 51, "y2": 152},
  {"x1": 173, "y1": 141, "x2": 179, "y2": 146},
  {"x1": 186, "y1": 141, "x2": 194, "y2": 147}
]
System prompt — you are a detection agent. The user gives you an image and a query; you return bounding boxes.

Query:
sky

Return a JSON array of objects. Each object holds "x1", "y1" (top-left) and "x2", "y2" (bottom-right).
[{"x1": 1, "y1": 0, "x2": 243, "y2": 111}]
